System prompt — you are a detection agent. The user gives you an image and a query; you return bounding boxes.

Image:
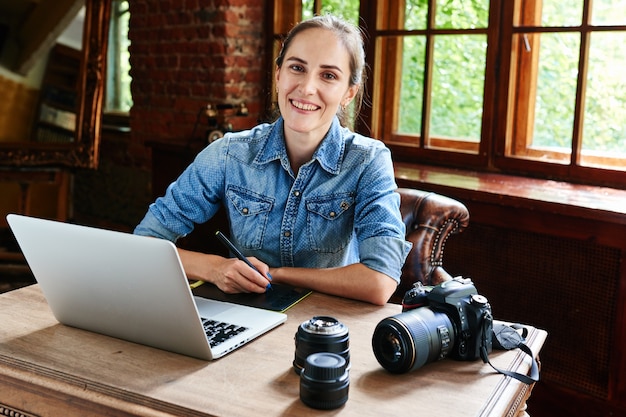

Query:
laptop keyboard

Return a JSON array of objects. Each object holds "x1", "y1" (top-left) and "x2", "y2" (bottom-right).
[{"x1": 201, "y1": 318, "x2": 249, "y2": 348}]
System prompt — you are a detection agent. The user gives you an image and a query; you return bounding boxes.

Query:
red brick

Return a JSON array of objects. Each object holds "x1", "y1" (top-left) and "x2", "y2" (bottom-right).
[{"x1": 130, "y1": 0, "x2": 266, "y2": 146}]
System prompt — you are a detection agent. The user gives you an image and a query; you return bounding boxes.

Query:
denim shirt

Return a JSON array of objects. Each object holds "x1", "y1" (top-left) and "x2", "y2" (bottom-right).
[{"x1": 134, "y1": 117, "x2": 412, "y2": 283}]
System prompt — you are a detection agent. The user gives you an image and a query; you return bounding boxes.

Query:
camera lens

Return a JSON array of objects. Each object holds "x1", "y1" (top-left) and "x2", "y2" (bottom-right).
[
  {"x1": 300, "y1": 352, "x2": 349, "y2": 410},
  {"x1": 372, "y1": 308, "x2": 455, "y2": 373},
  {"x1": 293, "y1": 316, "x2": 350, "y2": 374}
]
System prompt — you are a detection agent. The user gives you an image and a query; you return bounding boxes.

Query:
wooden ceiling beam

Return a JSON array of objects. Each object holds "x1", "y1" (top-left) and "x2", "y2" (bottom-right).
[{"x1": 15, "y1": 0, "x2": 83, "y2": 75}]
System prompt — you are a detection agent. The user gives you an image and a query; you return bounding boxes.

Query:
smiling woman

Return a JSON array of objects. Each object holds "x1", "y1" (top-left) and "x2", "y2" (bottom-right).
[
  {"x1": 273, "y1": 15, "x2": 365, "y2": 174},
  {"x1": 275, "y1": 28, "x2": 359, "y2": 172},
  {"x1": 134, "y1": 15, "x2": 412, "y2": 306}
]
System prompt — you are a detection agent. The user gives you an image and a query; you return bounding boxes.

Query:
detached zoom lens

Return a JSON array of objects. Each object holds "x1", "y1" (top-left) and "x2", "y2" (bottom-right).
[
  {"x1": 372, "y1": 308, "x2": 455, "y2": 373},
  {"x1": 293, "y1": 316, "x2": 350, "y2": 374}
]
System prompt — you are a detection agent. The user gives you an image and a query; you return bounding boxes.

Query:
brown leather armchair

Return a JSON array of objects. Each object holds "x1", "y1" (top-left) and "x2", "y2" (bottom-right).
[{"x1": 391, "y1": 188, "x2": 470, "y2": 304}]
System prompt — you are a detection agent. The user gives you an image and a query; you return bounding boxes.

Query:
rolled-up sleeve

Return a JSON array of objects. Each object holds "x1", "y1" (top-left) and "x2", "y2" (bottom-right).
[
  {"x1": 134, "y1": 209, "x2": 181, "y2": 241},
  {"x1": 360, "y1": 235, "x2": 412, "y2": 283}
]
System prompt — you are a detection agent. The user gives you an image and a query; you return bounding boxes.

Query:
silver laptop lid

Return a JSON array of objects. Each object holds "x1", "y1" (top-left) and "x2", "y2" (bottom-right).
[{"x1": 6, "y1": 214, "x2": 286, "y2": 360}]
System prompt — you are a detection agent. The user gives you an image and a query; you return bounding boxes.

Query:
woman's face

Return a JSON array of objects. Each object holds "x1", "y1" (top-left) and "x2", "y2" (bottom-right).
[{"x1": 275, "y1": 27, "x2": 358, "y2": 142}]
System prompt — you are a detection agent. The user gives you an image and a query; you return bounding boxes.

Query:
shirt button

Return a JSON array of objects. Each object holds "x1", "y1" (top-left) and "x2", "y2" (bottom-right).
[
  {"x1": 284, "y1": 231, "x2": 291, "y2": 237},
  {"x1": 329, "y1": 211, "x2": 336, "y2": 218},
  {"x1": 242, "y1": 208, "x2": 249, "y2": 214},
  {"x1": 293, "y1": 190, "x2": 300, "y2": 197}
]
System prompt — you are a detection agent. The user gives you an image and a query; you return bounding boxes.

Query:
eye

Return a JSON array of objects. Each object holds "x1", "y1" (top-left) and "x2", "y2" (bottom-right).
[
  {"x1": 289, "y1": 64, "x2": 305, "y2": 72},
  {"x1": 322, "y1": 72, "x2": 338, "y2": 81}
]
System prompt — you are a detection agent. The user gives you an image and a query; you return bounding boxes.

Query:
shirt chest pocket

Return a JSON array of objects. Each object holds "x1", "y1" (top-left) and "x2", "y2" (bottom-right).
[
  {"x1": 226, "y1": 186, "x2": 274, "y2": 249},
  {"x1": 305, "y1": 193, "x2": 355, "y2": 253}
]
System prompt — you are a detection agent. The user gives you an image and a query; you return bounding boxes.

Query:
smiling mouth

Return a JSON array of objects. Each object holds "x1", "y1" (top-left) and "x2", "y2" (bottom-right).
[{"x1": 290, "y1": 99, "x2": 320, "y2": 112}]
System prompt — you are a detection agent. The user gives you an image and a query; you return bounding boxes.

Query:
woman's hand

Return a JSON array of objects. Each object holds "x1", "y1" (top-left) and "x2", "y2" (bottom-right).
[{"x1": 177, "y1": 248, "x2": 271, "y2": 294}]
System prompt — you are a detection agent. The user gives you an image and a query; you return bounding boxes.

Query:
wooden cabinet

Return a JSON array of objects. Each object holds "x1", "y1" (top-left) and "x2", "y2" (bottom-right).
[{"x1": 0, "y1": 168, "x2": 69, "y2": 291}]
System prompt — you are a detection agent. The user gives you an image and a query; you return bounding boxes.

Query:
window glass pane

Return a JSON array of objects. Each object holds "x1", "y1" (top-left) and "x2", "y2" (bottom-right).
[
  {"x1": 302, "y1": 0, "x2": 314, "y2": 20},
  {"x1": 404, "y1": 0, "x2": 428, "y2": 30},
  {"x1": 531, "y1": 33, "x2": 579, "y2": 152},
  {"x1": 302, "y1": 0, "x2": 360, "y2": 25},
  {"x1": 105, "y1": 0, "x2": 132, "y2": 112},
  {"x1": 591, "y1": 0, "x2": 626, "y2": 26},
  {"x1": 539, "y1": 0, "x2": 583, "y2": 26},
  {"x1": 429, "y1": 34, "x2": 486, "y2": 142},
  {"x1": 515, "y1": 0, "x2": 583, "y2": 27},
  {"x1": 320, "y1": 0, "x2": 360, "y2": 25},
  {"x1": 397, "y1": 36, "x2": 426, "y2": 134},
  {"x1": 435, "y1": 0, "x2": 489, "y2": 29},
  {"x1": 582, "y1": 32, "x2": 626, "y2": 167}
]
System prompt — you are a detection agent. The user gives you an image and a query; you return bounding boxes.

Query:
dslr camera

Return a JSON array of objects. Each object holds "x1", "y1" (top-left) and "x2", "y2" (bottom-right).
[{"x1": 372, "y1": 277, "x2": 493, "y2": 373}]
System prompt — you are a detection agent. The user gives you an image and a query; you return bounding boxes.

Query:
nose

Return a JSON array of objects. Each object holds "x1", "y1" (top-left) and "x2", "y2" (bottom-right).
[{"x1": 298, "y1": 73, "x2": 317, "y2": 95}]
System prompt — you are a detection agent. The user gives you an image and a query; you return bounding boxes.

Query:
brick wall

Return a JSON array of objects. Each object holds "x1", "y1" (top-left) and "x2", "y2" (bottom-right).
[
  {"x1": 73, "y1": 0, "x2": 269, "y2": 230},
  {"x1": 127, "y1": 0, "x2": 266, "y2": 148}
]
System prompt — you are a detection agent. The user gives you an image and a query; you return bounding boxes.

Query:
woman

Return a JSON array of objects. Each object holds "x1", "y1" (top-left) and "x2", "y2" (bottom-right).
[{"x1": 134, "y1": 15, "x2": 411, "y2": 305}]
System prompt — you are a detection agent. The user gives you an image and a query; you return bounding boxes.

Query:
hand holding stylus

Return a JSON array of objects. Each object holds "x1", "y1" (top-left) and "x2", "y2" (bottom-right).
[{"x1": 215, "y1": 231, "x2": 272, "y2": 291}]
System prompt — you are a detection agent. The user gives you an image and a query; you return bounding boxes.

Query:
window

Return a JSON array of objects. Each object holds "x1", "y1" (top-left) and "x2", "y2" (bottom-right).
[
  {"x1": 498, "y1": 0, "x2": 626, "y2": 183},
  {"x1": 105, "y1": 0, "x2": 132, "y2": 113},
  {"x1": 367, "y1": 0, "x2": 490, "y2": 159},
  {"x1": 271, "y1": 0, "x2": 626, "y2": 188}
]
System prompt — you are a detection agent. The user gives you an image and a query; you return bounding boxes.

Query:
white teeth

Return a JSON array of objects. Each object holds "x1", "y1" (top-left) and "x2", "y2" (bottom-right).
[{"x1": 292, "y1": 100, "x2": 318, "y2": 111}]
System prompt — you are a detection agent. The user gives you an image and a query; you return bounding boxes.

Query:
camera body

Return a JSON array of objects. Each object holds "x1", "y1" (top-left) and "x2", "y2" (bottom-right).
[
  {"x1": 403, "y1": 277, "x2": 492, "y2": 361},
  {"x1": 372, "y1": 277, "x2": 493, "y2": 373}
]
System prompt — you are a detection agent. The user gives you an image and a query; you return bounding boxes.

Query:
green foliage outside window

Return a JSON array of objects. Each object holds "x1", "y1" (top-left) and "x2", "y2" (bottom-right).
[
  {"x1": 302, "y1": 0, "x2": 360, "y2": 25},
  {"x1": 302, "y1": 0, "x2": 626, "y2": 157},
  {"x1": 529, "y1": 0, "x2": 626, "y2": 155},
  {"x1": 583, "y1": 32, "x2": 626, "y2": 154},
  {"x1": 399, "y1": 0, "x2": 489, "y2": 141}
]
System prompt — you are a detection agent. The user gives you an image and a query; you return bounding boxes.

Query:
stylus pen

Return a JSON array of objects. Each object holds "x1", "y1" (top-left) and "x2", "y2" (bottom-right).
[{"x1": 215, "y1": 230, "x2": 272, "y2": 290}]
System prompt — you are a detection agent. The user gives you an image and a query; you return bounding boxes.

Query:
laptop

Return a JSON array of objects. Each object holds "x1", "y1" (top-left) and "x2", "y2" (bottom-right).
[{"x1": 6, "y1": 214, "x2": 287, "y2": 361}]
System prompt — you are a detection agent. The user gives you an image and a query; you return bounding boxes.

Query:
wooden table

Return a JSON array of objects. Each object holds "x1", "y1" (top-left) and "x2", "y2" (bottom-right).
[{"x1": 0, "y1": 285, "x2": 546, "y2": 417}]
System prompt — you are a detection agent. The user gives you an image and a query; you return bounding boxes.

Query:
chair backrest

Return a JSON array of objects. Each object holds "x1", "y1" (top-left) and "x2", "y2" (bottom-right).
[{"x1": 392, "y1": 188, "x2": 470, "y2": 303}]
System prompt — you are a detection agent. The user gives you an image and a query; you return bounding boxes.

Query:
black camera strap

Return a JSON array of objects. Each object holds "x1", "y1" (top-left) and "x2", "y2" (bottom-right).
[{"x1": 479, "y1": 313, "x2": 540, "y2": 385}]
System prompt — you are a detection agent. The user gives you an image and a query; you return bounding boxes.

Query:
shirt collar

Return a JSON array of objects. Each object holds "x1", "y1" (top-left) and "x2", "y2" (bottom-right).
[{"x1": 255, "y1": 117, "x2": 345, "y2": 175}]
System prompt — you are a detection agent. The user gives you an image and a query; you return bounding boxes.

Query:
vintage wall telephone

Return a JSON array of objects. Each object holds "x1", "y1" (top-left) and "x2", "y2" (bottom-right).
[{"x1": 192, "y1": 102, "x2": 249, "y2": 144}]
